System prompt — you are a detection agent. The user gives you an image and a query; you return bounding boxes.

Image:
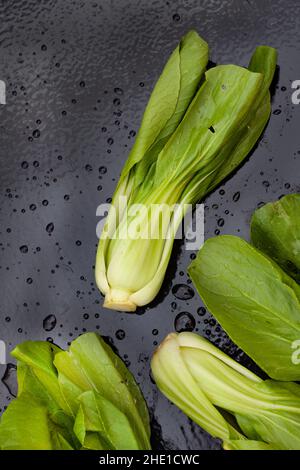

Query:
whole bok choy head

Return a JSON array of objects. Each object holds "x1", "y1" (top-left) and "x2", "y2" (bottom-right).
[
  {"x1": 95, "y1": 30, "x2": 277, "y2": 311},
  {"x1": 151, "y1": 332, "x2": 300, "y2": 450}
]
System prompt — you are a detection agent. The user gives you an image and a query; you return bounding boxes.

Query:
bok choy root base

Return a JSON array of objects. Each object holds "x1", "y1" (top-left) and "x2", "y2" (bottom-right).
[
  {"x1": 151, "y1": 332, "x2": 300, "y2": 450},
  {"x1": 95, "y1": 30, "x2": 277, "y2": 311}
]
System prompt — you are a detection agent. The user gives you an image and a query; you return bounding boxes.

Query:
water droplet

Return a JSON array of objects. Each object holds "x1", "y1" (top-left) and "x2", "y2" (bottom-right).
[
  {"x1": 113, "y1": 98, "x2": 120, "y2": 106},
  {"x1": 41, "y1": 44, "x2": 47, "y2": 51},
  {"x1": 1, "y1": 364, "x2": 17, "y2": 397},
  {"x1": 99, "y1": 166, "x2": 107, "y2": 174},
  {"x1": 85, "y1": 164, "x2": 93, "y2": 172},
  {"x1": 174, "y1": 312, "x2": 195, "y2": 332},
  {"x1": 29, "y1": 204, "x2": 36, "y2": 211},
  {"x1": 46, "y1": 222, "x2": 54, "y2": 234},
  {"x1": 79, "y1": 81, "x2": 85, "y2": 88},
  {"x1": 273, "y1": 109, "x2": 281, "y2": 115},
  {"x1": 115, "y1": 329, "x2": 125, "y2": 340},
  {"x1": 64, "y1": 194, "x2": 70, "y2": 200},
  {"x1": 152, "y1": 329, "x2": 158, "y2": 336},
  {"x1": 26, "y1": 277, "x2": 33, "y2": 284},
  {"x1": 21, "y1": 161, "x2": 29, "y2": 169},
  {"x1": 217, "y1": 218, "x2": 224, "y2": 227},
  {"x1": 20, "y1": 245, "x2": 28, "y2": 253},
  {"x1": 197, "y1": 306, "x2": 206, "y2": 316},
  {"x1": 114, "y1": 87, "x2": 123, "y2": 95},
  {"x1": 32, "y1": 129, "x2": 40, "y2": 138},
  {"x1": 172, "y1": 13, "x2": 180, "y2": 22},
  {"x1": 43, "y1": 314, "x2": 57, "y2": 331},
  {"x1": 75, "y1": 240, "x2": 82, "y2": 246},
  {"x1": 233, "y1": 191, "x2": 240, "y2": 202},
  {"x1": 107, "y1": 137, "x2": 114, "y2": 145},
  {"x1": 42, "y1": 199, "x2": 48, "y2": 206},
  {"x1": 172, "y1": 284, "x2": 194, "y2": 300}
]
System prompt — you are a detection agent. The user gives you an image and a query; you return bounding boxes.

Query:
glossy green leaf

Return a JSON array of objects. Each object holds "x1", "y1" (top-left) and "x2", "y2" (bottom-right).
[
  {"x1": 188, "y1": 235, "x2": 300, "y2": 381},
  {"x1": 251, "y1": 194, "x2": 300, "y2": 282},
  {"x1": 0, "y1": 395, "x2": 74, "y2": 450},
  {"x1": 120, "y1": 30, "x2": 209, "y2": 189},
  {"x1": 74, "y1": 390, "x2": 143, "y2": 450},
  {"x1": 54, "y1": 332, "x2": 151, "y2": 449},
  {"x1": 0, "y1": 333, "x2": 151, "y2": 450}
]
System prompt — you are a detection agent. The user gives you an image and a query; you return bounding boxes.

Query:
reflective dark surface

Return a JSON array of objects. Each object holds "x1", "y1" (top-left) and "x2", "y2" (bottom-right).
[{"x1": 0, "y1": 0, "x2": 299, "y2": 450}]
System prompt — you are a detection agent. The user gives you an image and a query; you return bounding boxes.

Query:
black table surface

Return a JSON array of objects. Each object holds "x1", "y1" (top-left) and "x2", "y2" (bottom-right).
[{"x1": 0, "y1": 0, "x2": 299, "y2": 450}]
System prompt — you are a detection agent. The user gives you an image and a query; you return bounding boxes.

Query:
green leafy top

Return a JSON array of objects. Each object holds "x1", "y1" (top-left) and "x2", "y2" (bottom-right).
[
  {"x1": 0, "y1": 333, "x2": 151, "y2": 450},
  {"x1": 120, "y1": 30, "x2": 209, "y2": 194}
]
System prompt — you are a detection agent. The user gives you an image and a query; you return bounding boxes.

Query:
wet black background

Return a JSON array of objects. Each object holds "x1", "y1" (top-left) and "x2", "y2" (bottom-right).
[{"x1": 0, "y1": 0, "x2": 299, "y2": 450}]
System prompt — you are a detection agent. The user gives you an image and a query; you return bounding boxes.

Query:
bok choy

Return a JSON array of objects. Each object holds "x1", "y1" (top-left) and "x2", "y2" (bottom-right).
[
  {"x1": 151, "y1": 332, "x2": 300, "y2": 450},
  {"x1": 95, "y1": 31, "x2": 277, "y2": 311},
  {"x1": 0, "y1": 333, "x2": 151, "y2": 450}
]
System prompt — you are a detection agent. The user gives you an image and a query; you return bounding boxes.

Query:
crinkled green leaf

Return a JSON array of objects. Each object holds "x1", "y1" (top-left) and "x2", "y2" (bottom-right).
[
  {"x1": 120, "y1": 30, "x2": 208, "y2": 188},
  {"x1": 53, "y1": 333, "x2": 151, "y2": 449},
  {"x1": 74, "y1": 390, "x2": 142, "y2": 450},
  {"x1": 181, "y1": 46, "x2": 277, "y2": 202},
  {"x1": 12, "y1": 342, "x2": 71, "y2": 415},
  {"x1": 0, "y1": 395, "x2": 74, "y2": 450},
  {"x1": 0, "y1": 333, "x2": 151, "y2": 450},
  {"x1": 154, "y1": 65, "x2": 262, "y2": 189}
]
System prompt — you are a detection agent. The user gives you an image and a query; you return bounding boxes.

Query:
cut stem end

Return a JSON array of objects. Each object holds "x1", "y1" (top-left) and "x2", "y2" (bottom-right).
[{"x1": 103, "y1": 288, "x2": 137, "y2": 312}]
